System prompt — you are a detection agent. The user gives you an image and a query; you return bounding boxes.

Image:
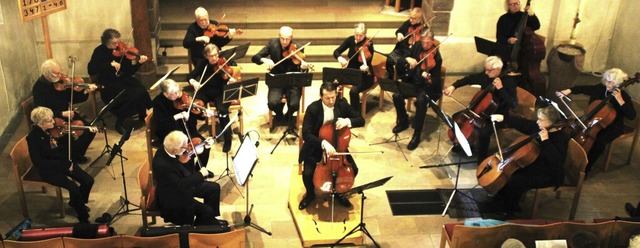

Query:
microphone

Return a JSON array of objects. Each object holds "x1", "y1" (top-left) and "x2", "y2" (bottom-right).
[
  {"x1": 106, "y1": 126, "x2": 134, "y2": 166},
  {"x1": 490, "y1": 114, "x2": 504, "y2": 123}
]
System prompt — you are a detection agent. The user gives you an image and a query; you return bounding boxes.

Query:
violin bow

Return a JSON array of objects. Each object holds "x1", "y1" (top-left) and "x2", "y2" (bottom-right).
[
  {"x1": 400, "y1": 15, "x2": 436, "y2": 42},
  {"x1": 150, "y1": 64, "x2": 182, "y2": 90},
  {"x1": 115, "y1": 28, "x2": 135, "y2": 76},
  {"x1": 67, "y1": 58, "x2": 77, "y2": 162},
  {"x1": 271, "y1": 42, "x2": 311, "y2": 70},
  {"x1": 415, "y1": 33, "x2": 452, "y2": 65},
  {"x1": 188, "y1": 52, "x2": 236, "y2": 115},
  {"x1": 346, "y1": 30, "x2": 380, "y2": 63}
]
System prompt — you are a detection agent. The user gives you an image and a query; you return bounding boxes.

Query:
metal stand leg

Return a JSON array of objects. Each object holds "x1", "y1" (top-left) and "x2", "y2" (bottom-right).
[
  {"x1": 369, "y1": 133, "x2": 409, "y2": 161},
  {"x1": 216, "y1": 152, "x2": 245, "y2": 198}
]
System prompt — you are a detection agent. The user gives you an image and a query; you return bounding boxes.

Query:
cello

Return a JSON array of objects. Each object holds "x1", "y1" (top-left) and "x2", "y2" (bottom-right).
[
  {"x1": 312, "y1": 123, "x2": 355, "y2": 195},
  {"x1": 447, "y1": 82, "x2": 499, "y2": 145}
]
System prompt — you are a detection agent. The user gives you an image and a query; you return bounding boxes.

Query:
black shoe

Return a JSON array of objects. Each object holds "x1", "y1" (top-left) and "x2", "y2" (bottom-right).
[
  {"x1": 392, "y1": 120, "x2": 409, "y2": 133},
  {"x1": 223, "y1": 141, "x2": 232, "y2": 153},
  {"x1": 337, "y1": 194, "x2": 353, "y2": 208},
  {"x1": 69, "y1": 202, "x2": 90, "y2": 212},
  {"x1": 626, "y1": 202, "x2": 637, "y2": 217},
  {"x1": 213, "y1": 218, "x2": 229, "y2": 226},
  {"x1": 407, "y1": 132, "x2": 421, "y2": 150},
  {"x1": 298, "y1": 194, "x2": 315, "y2": 210},
  {"x1": 76, "y1": 156, "x2": 90, "y2": 164},
  {"x1": 95, "y1": 213, "x2": 112, "y2": 224}
]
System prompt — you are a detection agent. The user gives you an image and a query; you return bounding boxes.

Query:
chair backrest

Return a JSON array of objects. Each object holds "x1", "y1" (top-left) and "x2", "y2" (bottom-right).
[
  {"x1": 145, "y1": 110, "x2": 157, "y2": 166},
  {"x1": 120, "y1": 234, "x2": 181, "y2": 248},
  {"x1": 138, "y1": 160, "x2": 153, "y2": 204},
  {"x1": 515, "y1": 87, "x2": 537, "y2": 120},
  {"x1": 21, "y1": 96, "x2": 35, "y2": 130},
  {"x1": 610, "y1": 220, "x2": 640, "y2": 247},
  {"x1": 11, "y1": 136, "x2": 33, "y2": 181},
  {"x1": 62, "y1": 236, "x2": 124, "y2": 248},
  {"x1": 188, "y1": 229, "x2": 246, "y2": 248},
  {"x1": 562, "y1": 138, "x2": 588, "y2": 186},
  {"x1": 625, "y1": 100, "x2": 640, "y2": 130},
  {"x1": 3, "y1": 237, "x2": 65, "y2": 248},
  {"x1": 371, "y1": 51, "x2": 387, "y2": 79}
]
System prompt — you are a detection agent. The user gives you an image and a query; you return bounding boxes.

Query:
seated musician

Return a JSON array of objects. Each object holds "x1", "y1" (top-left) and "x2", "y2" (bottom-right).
[
  {"x1": 386, "y1": 7, "x2": 426, "y2": 80},
  {"x1": 391, "y1": 29, "x2": 443, "y2": 150},
  {"x1": 491, "y1": 106, "x2": 569, "y2": 216},
  {"x1": 153, "y1": 130, "x2": 225, "y2": 226},
  {"x1": 188, "y1": 44, "x2": 235, "y2": 152},
  {"x1": 298, "y1": 82, "x2": 365, "y2": 210},
  {"x1": 33, "y1": 59, "x2": 98, "y2": 164},
  {"x1": 557, "y1": 68, "x2": 636, "y2": 175},
  {"x1": 333, "y1": 23, "x2": 375, "y2": 111},
  {"x1": 88, "y1": 28, "x2": 152, "y2": 135},
  {"x1": 251, "y1": 26, "x2": 310, "y2": 127},
  {"x1": 183, "y1": 7, "x2": 238, "y2": 67},
  {"x1": 443, "y1": 56, "x2": 518, "y2": 161},
  {"x1": 26, "y1": 107, "x2": 94, "y2": 224},
  {"x1": 497, "y1": 0, "x2": 540, "y2": 47},
  {"x1": 153, "y1": 79, "x2": 215, "y2": 168}
]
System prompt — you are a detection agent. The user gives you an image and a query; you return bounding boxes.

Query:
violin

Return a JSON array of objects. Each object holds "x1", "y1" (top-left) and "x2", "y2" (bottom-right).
[
  {"x1": 282, "y1": 43, "x2": 315, "y2": 71},
  {"x1": 203, "y1": 17, "x2": 243, "y2": 38},
  {"x1": 48, "y1": 117, "x2": 99, "y2": 140},
  {"x1": 419, "y1": 39, "x2": 440, "y2": 73},
  {"x1": 178, "y1": 137, "x2": 213, "y2": 164},
  {"x1": 214, "y1": 57, "x2": 236, "y2": 81},
  {"x1": 313, "y1": 123, "x2": 355, "y2": 195},
  {"x1": 54, "y1": 73, "x2": 102, "y2": 91},
  {"x1": 173, "y1": 92, "x2": 209, "y2": 115},
  {"x1": 112, "y1": 42, "x2": 141, "y2": 60},
  {"x1": 355, "y1": 41, "x2": 372, "y2": 64}
]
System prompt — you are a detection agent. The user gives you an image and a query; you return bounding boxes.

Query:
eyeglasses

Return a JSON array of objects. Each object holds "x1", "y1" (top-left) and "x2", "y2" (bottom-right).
[
  {"x1": 508, "y1": 2, "x2": 520, "y2": 6},
  {"x1": 206, "y1": 54, "x2": 219, "y2": 58}
]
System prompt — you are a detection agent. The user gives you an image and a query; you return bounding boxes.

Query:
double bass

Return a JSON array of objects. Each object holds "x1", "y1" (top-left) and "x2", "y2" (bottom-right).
[
  {"x1": 510, "y1": 0, "x2": 546, "y2": 96},
  {"x1": 312, "y1": 123, "x2": 355, "y2": 195}
]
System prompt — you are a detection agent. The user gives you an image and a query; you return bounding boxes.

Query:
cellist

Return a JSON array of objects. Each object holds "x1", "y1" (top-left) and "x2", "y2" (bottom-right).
[
  {"x1": 443, "y1": 56, "x2": 518, "y2": 161},
  {"x1": 333, "y1": 23, "x2": 375, "y2": 111},
  {"x1": 298, "y1": 82, "x2": 365, "y2": 210},
  {"x1": 490, "y1": 106, "x2": 569, "y2": 217},
  {"x1": 556, "y1": 68, "x2": 636, "y2": 175}
]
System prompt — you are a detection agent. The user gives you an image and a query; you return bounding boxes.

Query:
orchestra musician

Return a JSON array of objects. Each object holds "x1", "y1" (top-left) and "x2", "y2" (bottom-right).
[
  {"x1": 297, "y1": 82, "x2": 365, "y2": 210},
  {"x1": 188, "y1": 44, "x2": 235, "y2": 152},
  {"x1": 33, "y1": 59, "x2": 98, "y2": 164},
  {"x1": 251, "y1": 26, "x2": 310, "y2": 127},
  {"x1": 490, "y1": 107, "x2": 569, "y2": 216},
  {"x1": 496, "y1": 0, "x2": 540, "y2": 47},
  {"x1": 26, "y1": 107, "x2": 94, "y2": 224},
  {"x1": 556, "y1": 68, "x2": 636, "y2": 175},
  {"x1": 183, "y1": 7, "x2": 238, "y2": 67},
  {"x1": 153, "y1": 79, "x2": 215, "y2": 166},
  {"x1": 88, "y1": 28, "x2": 152, "y2": 135},
  {"x1": 386, "y1": 7, "x2": 426, "y2": 80},
  {"x1": 391, "y1": 29, "x2": 443, "y2": 150},
  {"x1": 333, "y1": 23, "x2": 375, "y2": 111},
  {"x1": 152, "y1": 130, "x2": 225, "y2": 226},
  {"x1": 443, "y1": 56, "x2": 518, "y2": 161}
]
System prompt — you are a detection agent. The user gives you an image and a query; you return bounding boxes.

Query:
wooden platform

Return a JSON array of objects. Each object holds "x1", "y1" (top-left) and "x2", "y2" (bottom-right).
[{"x1": 287, "y1": 165, "x2": 363, "y2": 247}]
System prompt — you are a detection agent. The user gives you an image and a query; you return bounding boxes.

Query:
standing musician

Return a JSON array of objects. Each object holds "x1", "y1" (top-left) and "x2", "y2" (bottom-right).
[
  {"x1": 297, "y1": 82, "x2": 365, "y2": 210},
  {"x1": 556, "y1": 68, "x2": 636, "y2": 175},
  {"x1": 251, "y1": 26, "x2": 310, "y2": 126},
  {"x1": 497, "y1": 0, "x2": 540, "y2": 47},
  {"x1": 152, "y1": 131, "x2": 225, "y2": 226},
  {"x1": 392, "y1": 29, "x2": 443, "y2": 150},
  {"x1": 333, "y1": 23, "x2": 375, "y2": 111},
  {"x1": 188, "y1": 44, "x2": 235, "y2": 152},
  {"x1": 386, "y1": 7, "x2": 426, "y2": 80},
  {"x1": 88, "y1": 28, "x2": 152, "y2": 135},
  {"x1": 33, "y1": 59, "x2": 98, "y2": 164},
  {"x1": 443, "y1": 56, "x2": 518, "y2": 161},
  {"x1": 26, "y1": 107, "x2": 94, "y2": 224},
  {"x1": 153, "y1": 79, "x2": 215, "y2": 166},
  {"x1": 491, "y1": 107, "x2": 569, "y2": 216},
  {"x1": 183, "y1": 7, "x2": 239, "y2": 67}
]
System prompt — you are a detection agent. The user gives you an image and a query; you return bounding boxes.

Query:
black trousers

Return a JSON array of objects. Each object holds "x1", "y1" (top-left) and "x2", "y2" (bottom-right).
[
  {"x1": 195, "y1": 87, "x2": 232, "y2": 144},
  {"x1": 268, "y1": 86, "x2": 301, "y2": 119},
  {"x1": 302, "y1": 154, "x2": 359, "y2": 198},
  {"x1": 496, "y1": 166, "x2": 556, "y2": 211},
  {"x1": 585, "y1": 127, "x2": 623, "y2": 172},
  {"x1": 162, "y1": 181, "x2": 221, "y2": 226},
  {"x1": 392, "y1": 91, "x2": 440, "y2": 132},
  {"x1": 101, "y1": 77, "x2": 151, "y2": 121},
  {"x1": 41, "y1": 165, "x2": 94, "y2": 222},
  {"x1": 57, "y1": 117, "x2": 96, "y2": 163},
  {"x1": 349, "y1": 73, "x2": 375, "y2": 112}
]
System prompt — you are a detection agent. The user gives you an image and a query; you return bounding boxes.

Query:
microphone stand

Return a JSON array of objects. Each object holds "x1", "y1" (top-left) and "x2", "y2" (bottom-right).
[
  {"x1": 106, "y1": 126, "x2": 140, "y2": 225},
  {"x1": 89, "y1": 90, "x2": 129, "y2": 169}
]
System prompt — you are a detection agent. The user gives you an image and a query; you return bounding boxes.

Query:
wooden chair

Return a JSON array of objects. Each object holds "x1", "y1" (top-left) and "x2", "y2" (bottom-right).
[
  {"x1": 406, "y1": 66, "x2": 447, "y2": 112},
  {"x1": 384, "y1": 0, "x2": 415, "y2": 12},
  {"x1": 21, "y1": 96, "x2": 35, "y2": 130},
  {"x1": 531, "y1": 138, "x2": 588, "y2": 220},
  {"x1": 62, "y1": 236, "x2": 123, "y2": 248},
  {"x1": 513, "y1": 87, "x2": 537, "y2": 120},
  {"x1": 342, "y1": 51, "x2": 387, "y2": 117},
  {"x1": 138, "y1": 160, "x2": 162, "y2": 228},
  {"x1": 11, "y1": 136, "x2": 65, "y2": 218},
  {"x1": 144, "y1": 110, "x2": 159, "y2": 168},
  {"x1": 120, "y1": 233, "x2": 181, "y2": 248},
  {"x1": 187, "y1": 229, "x2": 246, "y2": 248},
  {"x1": 3, "y1": 237, "x2": 65, "y2": 248},
  {"x1": 602, "y1": 99, "x2": 640, "y2": 171},
  {"x1": 210, "y1": 66, "x2": 244, "y2": 138},
  {"x1": 609, "y1": 220, "x2": 640, "y2": 247}
]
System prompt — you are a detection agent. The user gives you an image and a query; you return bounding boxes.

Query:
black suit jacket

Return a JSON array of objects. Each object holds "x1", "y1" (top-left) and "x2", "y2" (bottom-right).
[
  {"x1": 251, "y1": 38, "x2": 303, "y2": 74},
  {"x1": 26, "y1": 127, "x2": 72, "y2": 177},
  {"x1": 152, "y1": 147, "x2": 205, "y2": 211},
  {"x1": 298, "y1": 98, "x2": 365, "y2": 163}
]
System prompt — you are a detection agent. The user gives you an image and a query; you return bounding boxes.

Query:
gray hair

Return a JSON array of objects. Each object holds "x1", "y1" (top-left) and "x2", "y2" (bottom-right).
[
  {"x1": 486, "y1": 56, "x2": 504, "y2": 70},
  {"x1": 30, "y1": 106, "x2": 53, "y2": 126},
  {"x1": 40, "y1": 59, "x2": 60, "y2": 78},
  {"x1": 601, "y1": 68, "x2": 628, "y2": 88},
  {"x1": 354, "y1": 23, "x2": 366, "y2": 34},
  {"x1": 160, "y1": 79, "x2": 179, "y2": 94},
  {"x1": 163, "y1": 131, "x2": 187, "y2": 153},
  {"x1": 537, "y1": 106, "x2": 561, "y2": 124},
  {"x1": 203, "y1": 43, "x2": 219, "y2": 57},
  {"x1": 194, "y1": 7, "x2": 208, "y2": 19}
]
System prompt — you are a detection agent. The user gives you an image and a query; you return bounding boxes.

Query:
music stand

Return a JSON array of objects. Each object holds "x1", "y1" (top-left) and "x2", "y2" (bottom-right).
[
  {"x1": 322, "y1": 67, "x2": 362, "y2": 87},
  {"x1": 369, "y1": 78, "x2": 412, "y2": 161},
  {"x1": 474, "y1": 36, "x2": 510, "y2": 59},
  {"x1": 88, "y1": 90, "x2": 128, "y2": 169},
  {"x1": 220, "y1": 42, "x2": 251, "y2": 62},
  {"x1": 335, "y1": 176, "x2": 393, "y2": 248},
  {"x1": 232, "y1": 133, "x2": 272, "y2": 235},
  {"x1": 266, "y1": 72, "x2": 313, "y2": 154},
  {"x1": 107, "y1": 126, "x2": 140, "y2": 225}
]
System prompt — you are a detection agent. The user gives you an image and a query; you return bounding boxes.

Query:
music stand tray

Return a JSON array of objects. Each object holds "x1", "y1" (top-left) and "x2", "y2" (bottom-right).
[
  {"x1": 322, "y1": 67, "x2": 362, "y2": 87},
  {"x1": 474, "y1": 36, "x2": 510, "y2": 59},
  {"x1": 220, "y1": 42, "x2": 251, "y2": 61},
  {"x1": 265, "y1": 72, "x2": 313, "y2": 89},
  {"x1": 377, "y1": 78, "x2": 418, "y2": 98},
  {"x1": 222, "y1": 77, "x2": 259, "y2": 104}
]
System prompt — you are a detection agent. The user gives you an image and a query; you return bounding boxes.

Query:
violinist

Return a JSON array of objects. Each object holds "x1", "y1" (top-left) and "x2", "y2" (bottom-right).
[
  {"x1": 152, "y1": 131, "x2": 225, "y2": 226},
  {"x1": 386, "y1": 7, "x2": 426, "y2": 80},
  {"x1": 298, "y1": 82, "x2": 365, "y2": 210},
  {"x1": 251, "y1": 26, "x2": 309, "y2": 127},
  {"x1": 490, "y1": 107, "x2": 569, "y2": 217},
  {"x1": 443, "y1": 56, "x2": 518, "y2": 161},
  {"x1": 88, "y1": 28, "x2": 152, "y2": 135},
  {"x1": 333, "y1": 23, "x2": 375, "y2": 111},
  {"x1": 556, "y1": 68, "x2": 636, "y2": 175},
  {"x1": 183, "y1": 7, "x2": 237, "y2": 67},
  {"x1": 33, "y1": 59, "x2": 97, "y2": 164},
  {"x1": 26, "y1": 107, "x2": 94, "y2": 224},
  {"x1": 188, "y1": 44, "x2": 235, "y2": 152},
  {"x1": 391, "y1": 29, "x2": 442, "y2": 150},
  {"x1": 152, "y1": 79, "x2": 215, "y2": 163}
]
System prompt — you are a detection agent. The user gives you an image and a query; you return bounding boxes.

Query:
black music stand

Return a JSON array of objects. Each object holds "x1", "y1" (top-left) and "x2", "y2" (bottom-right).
[
  {"x1": 474, "y1": 36, "x2": 510, "y2": 59},
  {"x1": 322, "y1": 67, "x2": 362, "y2": 87},
  {"x1": 369, "y1": 78, "x2": 414, "y2": 161},
  {"x1": 220, "y1": 42, "x2": 251, "y2": 62},
  {"x1": 107, "y1": 126, "x2": 140, "y2": 225},
  {"x1": 335, "y1": 176, "x2": 393, "y2": 248},
  {"x1": 89, "y1": 90, "x2": 128, "y2": 169},
  {"x1": 266, "y1": 72, "x2": 313, "y2": 154}
]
